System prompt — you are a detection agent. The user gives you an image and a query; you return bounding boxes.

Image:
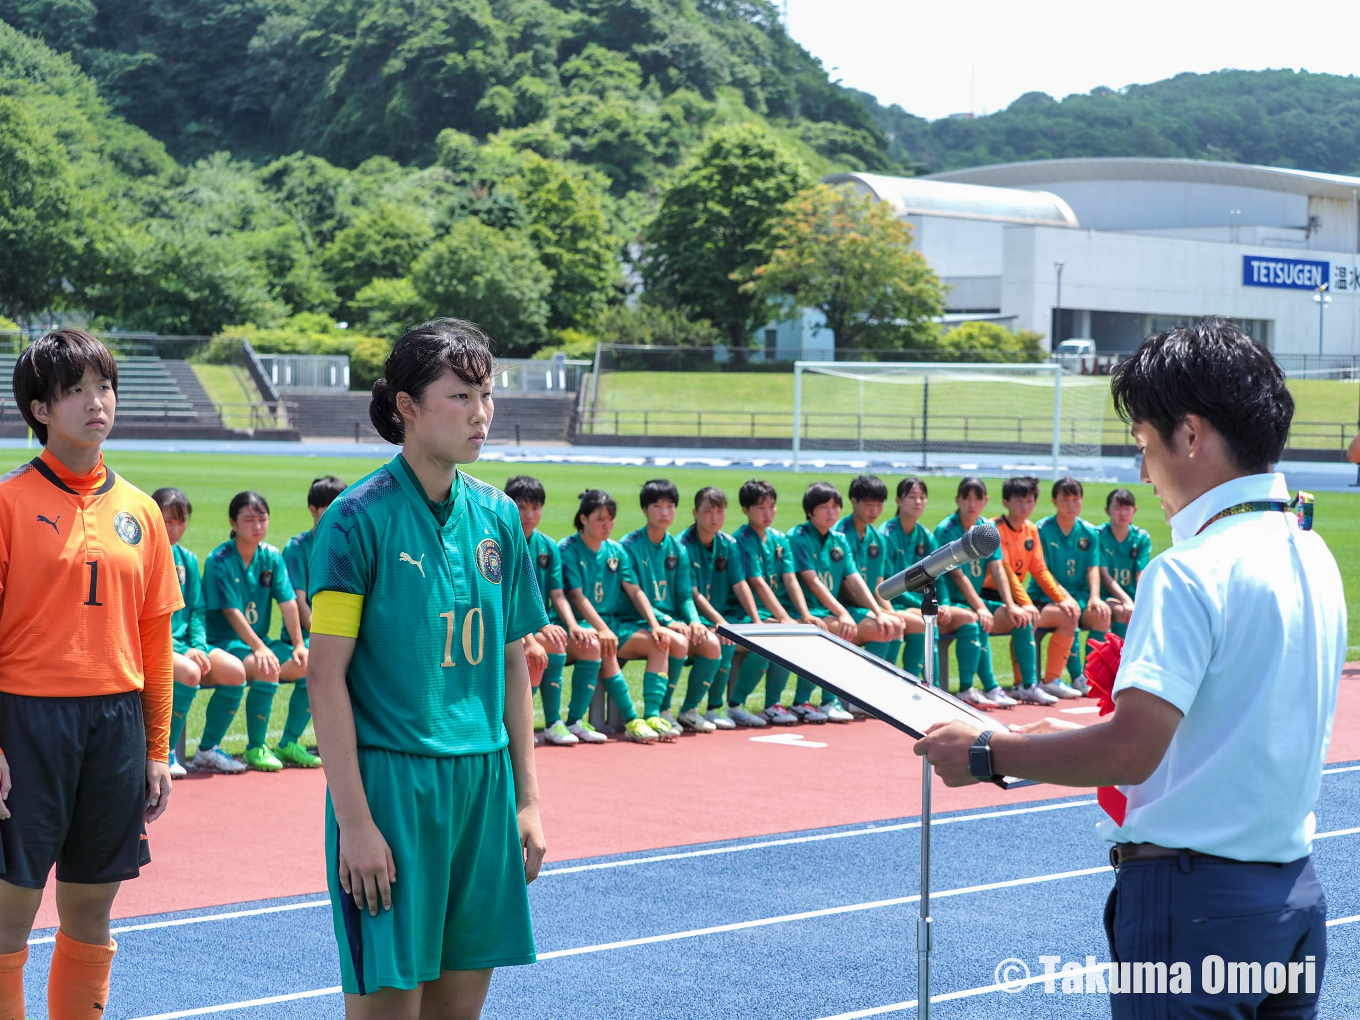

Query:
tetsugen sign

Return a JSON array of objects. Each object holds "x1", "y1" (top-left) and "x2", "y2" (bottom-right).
[{"x1": 1242, "y1": 255, "x2": 1329, "y2": 290}]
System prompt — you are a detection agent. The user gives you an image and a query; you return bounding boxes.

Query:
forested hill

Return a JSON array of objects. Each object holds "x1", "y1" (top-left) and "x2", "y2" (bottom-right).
[{"x1": 854, "y1": 69, "x2": 1360, "y2": 176}]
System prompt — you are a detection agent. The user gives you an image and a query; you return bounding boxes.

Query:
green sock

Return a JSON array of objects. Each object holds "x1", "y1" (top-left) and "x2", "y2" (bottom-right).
[
  {"x1": 977, "y1": 639, "x2": 998, "y2": 691},
  {"x1": 793, "y1": 675, "x2": 817, "y2": 704},
  {"x1": 953, "y1": 622, "x2": 981, "y2": 692},
  {"x1": 660, "y1": 655, "x2": 687, "y2": 713},
  {"x1": 680, "y1": 654, "x2": 721, "y2": 713},
  {"x1": 1067, "y1": 641, "x2": 1083, "y2": 681},
  {"x1": 566, "y1": 659, "x2": 601, "y2": 723},
  {"x1": 1011, "y1": 625, "x2": 1037, "y2": 687},
  {"x1": 642, "y1": 670, "x2": 668, "y2": 717},
  {"x1": 732, "y1": 654, "x2": 768, "y2": 706},
  {"x1": 764, "y1": 665, "x2": 792, "y2": 709},
  {"x1": 866, "y1": 641, "x2": 890, "y2": 662},
  {"x1": 245, "y1": 680, "x2": 279, "y2": 747},
  {"x1": 883, "y1": 640, "x2": 902, "y2": 668},
  {"x1": 1111, "y1": 621, "x2": 1128, "y2": 639},
  {"x1": 601, "y1": 671, "x2": 637, "y2": 723},
  {"x1": 901, "y1": 633, "x2": 926, "y2": 676},
  {"x1": 198, "y1": 683, "x2": 245, "y2": 751},
  {"x1": 709, "y1": 644, "x2": 736, "y2": 710},
  {"x1": 280, "y1": 679, "x2": 312, "y2": 748},
  {"x1": 539, "y1": 654, "x2": 567, "y2": 726},
  {"x1": 169, "y1": 681, "x2": 199, "y2": 754}
]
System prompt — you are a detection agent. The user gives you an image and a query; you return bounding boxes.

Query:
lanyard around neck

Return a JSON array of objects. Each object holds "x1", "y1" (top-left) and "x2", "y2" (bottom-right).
[{"x1": 1196, "y1": 492, "x2": 1314, "y2": 536}]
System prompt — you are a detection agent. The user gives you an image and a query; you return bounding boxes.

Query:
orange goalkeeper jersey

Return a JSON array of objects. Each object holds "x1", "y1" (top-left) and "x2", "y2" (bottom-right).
[{"x1": 994, "y1": 515, "x2": 1069, "y2": 605}]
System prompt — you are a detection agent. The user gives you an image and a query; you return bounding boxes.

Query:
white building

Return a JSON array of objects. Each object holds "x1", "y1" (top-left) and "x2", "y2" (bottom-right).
[{"x1": 824, "y1": 158, "x2": 1360, "y2": 359}]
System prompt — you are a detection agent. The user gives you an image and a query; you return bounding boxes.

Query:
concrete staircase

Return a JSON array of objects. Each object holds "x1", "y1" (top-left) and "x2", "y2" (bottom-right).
[
  {"x1": 163, "y1": 360, "x2": 223, "y2": 426},
  {"x1": 287, "y1": 392, "x2": 576, "y2": 443}
]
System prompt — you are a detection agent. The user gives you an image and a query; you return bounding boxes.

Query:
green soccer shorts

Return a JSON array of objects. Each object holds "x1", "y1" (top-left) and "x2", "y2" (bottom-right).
[
  {"x1": 220, "y1": 635, "x2": 300, "y2": 666},
  {"x1": 326, "y1": 746, "x2": 535, "y2": 994}
]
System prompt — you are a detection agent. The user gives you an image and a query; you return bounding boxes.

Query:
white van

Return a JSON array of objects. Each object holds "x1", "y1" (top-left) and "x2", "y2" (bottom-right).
[{"x1": 1055, "y1": 338, "x2": 1097, "y2": 374}]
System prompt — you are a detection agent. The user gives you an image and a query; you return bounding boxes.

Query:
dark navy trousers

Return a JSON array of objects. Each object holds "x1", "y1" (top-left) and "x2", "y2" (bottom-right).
[{"x1": 1104, "y1": 854, "x2": 1327, "y2": 1019}]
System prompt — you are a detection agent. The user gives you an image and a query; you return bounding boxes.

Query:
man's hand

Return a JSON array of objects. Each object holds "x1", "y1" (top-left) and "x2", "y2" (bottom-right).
[
  {"x1": 913, "y1": 719, "x2": 990, "y2": 787},
  {"x1": 188, "y1": 648, "x2": 212, "y2": 677},
  {"x1": 0, "y1": 753, "x2": 12, "y2": 821},
  {"x1": 338, "y1": 816, "x2": 396, "y2": 917},
  {"x1": 145, "y1": 759, "x2": 173, "y2": 822},
  {"x1": 519, "y1": 802, "x2": 547, "y2": 883}
]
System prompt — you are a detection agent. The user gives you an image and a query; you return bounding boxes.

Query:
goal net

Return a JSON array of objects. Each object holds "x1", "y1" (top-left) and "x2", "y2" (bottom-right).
[{"x1": 792, "y1": 361, "x2": 1113, "y2": 479}]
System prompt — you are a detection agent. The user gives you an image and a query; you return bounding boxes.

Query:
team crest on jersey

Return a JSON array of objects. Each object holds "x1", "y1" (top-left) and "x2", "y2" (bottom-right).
[
  {"x1": 537, "y1": 552, "x2": 551, "y2": 569},
  {"x1": 606, "y1": 556, "x2": 620, "y2": 573},
  {"x1": 176, "y1": 563, "x2": 186, "y2": 586},
  {"x1": 867, "y1": 542, "x2": 881, "y2": 559},
  {"x1": 1078, "y1": 537, "x2": 1091, "y2": 551},
  {"x1": 773, "y1": 545, "x2": 785, "y2": 561},
  {"x1": 664, "y1": 554, "x2": 678, "y2": 571},
  {"x1": 476, "y1": 539, "x2": 503, "y2": 584},
  {"x1": 113, "y1": 511, "x2": 142, "y2": 546},
  {"x1": 1025, "y1": 538, "x2": 1034, "y2": 551},
  {"x1": 260, "y1": 570, "x2": 274, "y2": 588},
  {"x1": 714, "y1": 555, "x2": 728, "y2": 571},
  {"x1": 915, "y1": 541, "x2": 927, "y2": 557},
  {"x1": 1130, "y1": 548, "x2": 1139, "y2": 560},
  {"x1": 830, "y1": 546, "x2": 844, "y2": 563}
]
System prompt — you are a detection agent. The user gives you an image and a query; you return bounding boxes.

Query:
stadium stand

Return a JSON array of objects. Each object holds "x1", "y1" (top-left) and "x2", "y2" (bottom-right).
[{"x1": 288, "y1": 391, "x2": 577, "y2": 443}]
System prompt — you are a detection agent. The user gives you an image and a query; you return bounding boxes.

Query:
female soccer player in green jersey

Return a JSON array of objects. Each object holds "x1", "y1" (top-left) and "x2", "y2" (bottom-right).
[{"x1": 307, "y1": 319, "x2": 547, "y2": 1018}]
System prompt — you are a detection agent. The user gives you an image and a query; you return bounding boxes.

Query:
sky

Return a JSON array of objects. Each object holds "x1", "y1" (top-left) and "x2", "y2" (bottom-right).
[{"x1": 785, "y1": 0, "x2": 1360, "y2": 121}]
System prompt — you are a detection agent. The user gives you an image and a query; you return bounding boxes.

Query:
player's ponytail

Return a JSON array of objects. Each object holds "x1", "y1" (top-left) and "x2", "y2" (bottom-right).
[
  {"x1": 370, "y1": 318, "x2": 495, "y2": 446},
  {"x1": 574, "y1": 489, "x2": 616, "y2": 532}
]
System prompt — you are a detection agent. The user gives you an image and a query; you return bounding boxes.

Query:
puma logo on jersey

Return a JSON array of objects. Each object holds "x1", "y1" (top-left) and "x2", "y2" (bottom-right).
[
  {"x1": 37, "y1": 514, "x2": 60, "y2": 533},
  {"x1": 399, "y1": 551, "x2": 426, "y2": 577}
]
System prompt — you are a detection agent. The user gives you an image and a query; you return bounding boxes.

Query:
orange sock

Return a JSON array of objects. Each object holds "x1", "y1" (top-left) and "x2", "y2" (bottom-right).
[
  {"x1": 0, "y1": 946, "x2": 25, "y2": 1020},
  {"x1": 1045, "y1": 631, "x2": 1075, "y2": 682},
  {"x1": 48, "y1": 931, "x2": 115, "y2": 1020}
]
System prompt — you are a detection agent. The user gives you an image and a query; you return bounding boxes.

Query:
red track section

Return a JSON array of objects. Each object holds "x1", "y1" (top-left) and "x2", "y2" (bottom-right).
[{"x1": 33, "y1": 666, "x2": 1360, "y2": 928}]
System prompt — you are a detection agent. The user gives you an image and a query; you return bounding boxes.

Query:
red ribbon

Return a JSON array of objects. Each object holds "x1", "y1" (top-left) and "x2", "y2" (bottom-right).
[{"x1": 1083, "y1": 634, "x2": 1128, "y2": 826}]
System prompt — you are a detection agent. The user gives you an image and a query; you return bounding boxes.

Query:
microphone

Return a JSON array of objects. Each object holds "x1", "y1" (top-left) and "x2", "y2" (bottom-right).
[{"x1": 876, "y1": 522, "x2": 1001, "y2": 600}]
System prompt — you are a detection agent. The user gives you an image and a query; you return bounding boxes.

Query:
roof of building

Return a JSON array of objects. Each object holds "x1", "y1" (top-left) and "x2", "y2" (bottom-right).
[
  {"x1": 823, "y1": 172, "x2": 1079, "y2": 227},
  {"x1": 927, "y1": 158, "x2": 1360, "y2": 201}
]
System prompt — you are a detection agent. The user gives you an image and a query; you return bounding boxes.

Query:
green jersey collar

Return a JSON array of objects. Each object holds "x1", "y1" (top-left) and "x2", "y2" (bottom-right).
[{"x1": 391, "y1": 454, "x2": 464, "y2": 529}]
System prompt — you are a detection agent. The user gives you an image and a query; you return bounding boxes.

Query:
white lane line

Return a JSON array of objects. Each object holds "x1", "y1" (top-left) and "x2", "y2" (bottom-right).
[
  {"x1": 129, "y1": 986, "x2": 341, "y2": 1019},
  {"x1": 1328, "y1": 913, "x2": 1360, "y2": 927},
  {"x1": 28, "y1": 899, "x2": 329, "y2": 946},
  {"x1": 1322, "y1": 764, "x2": 1360, "y2": 774}
]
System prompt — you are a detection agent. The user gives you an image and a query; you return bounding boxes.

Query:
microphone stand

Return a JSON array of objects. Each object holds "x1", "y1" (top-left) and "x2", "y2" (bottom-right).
[{"x1": 917, "y1": 582, "x2": 938, "y2": 1019}]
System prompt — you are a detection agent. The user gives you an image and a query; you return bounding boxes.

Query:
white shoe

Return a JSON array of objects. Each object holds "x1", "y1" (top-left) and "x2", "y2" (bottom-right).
[
  {"x1": 1014, "y1": 684, "x2": 1059, "y2": 705},
  {"x1": 544, "y1": 720, "x2": 580, "y2": 746},
  {"x1": 843, "y1": 701, "x2": 871, "y2": 717},
  {"x1": 955, "y1": 688, "x2": 997, "y2": 711},
  {"x1": 192, "y1": 745, "x2": 247, "y2": 774},
  {"x1": 790, "y1": 701, "x2": 829, "y2": 724},
  {"x1": 704, "y1": 707, "x2": 737, "y2": 730},
  {"x1": 983, "y1": 687, "x2": 1018, "y2": 709},
  {"x1": 822, "y1": 703, "x2": 854, "y2": 723},
  {"x1": 657, "y1": 711, "x2": 684, "y2": 737},
  {"x1": 677, "y1": 708, "x2": 717, "y2": 732},
  {"x1": 168, "y1": 751, "x2": 187, "y2": 778},
  {"x1": 761, "y1": 704, "x2": 798, "y2": 726},
  {"x1": 567, "y1": 719, "x2": 609, "y2": 744},
  {"x1": 1039, "y1": 679, "x2": 1084, "y2": 700},
  {"x1": 728, "y1": 704, "x2": 768, "y2": 727},
  {"x1": 1071, "y1": 673, "x2": 1091, "y2": 696}
]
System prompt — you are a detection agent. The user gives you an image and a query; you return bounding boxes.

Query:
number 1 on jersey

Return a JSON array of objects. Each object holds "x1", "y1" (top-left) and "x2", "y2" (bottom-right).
[{"x1": 84, "y1": 560, "x2": 102, "y2": 607}]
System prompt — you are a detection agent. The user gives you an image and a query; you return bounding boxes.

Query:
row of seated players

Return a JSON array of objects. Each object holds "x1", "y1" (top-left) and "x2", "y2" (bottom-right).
[
  {"x1": 510, "y1": 473, "x2": 1152, "y2": 745},
  {"x1": 152, "y1": 476, "x2": 349, "y2": 775}
]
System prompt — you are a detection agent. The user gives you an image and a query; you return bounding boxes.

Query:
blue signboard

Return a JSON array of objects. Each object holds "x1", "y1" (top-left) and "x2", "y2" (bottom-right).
[{"x1": 1242, "y1": 255, "x2": 1329, "y2": 290}]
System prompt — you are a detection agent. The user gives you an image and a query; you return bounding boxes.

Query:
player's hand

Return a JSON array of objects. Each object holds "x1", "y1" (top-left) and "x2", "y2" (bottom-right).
[
  {"x1": 1008, "y1": 717, "x2": 1083, "y2": 735},
  {"x1": 976, "y1": 606, "x2": 995, "y2": 633},
  {"x1": 523, "y1": 639, "x2": 549, "y2": 677},
  {"x1": 648, "y1": 625, "x2": 670, "y2": 650},
  {"x1": 518, "y1": 802, "x2": 547, "y2": 883},
  {"x1": 541, "y1": 624, "x2": 568, "y2": 646},
  {"x1": 1117, "y1": 597, "x2": 1135, "y2": 620},
  {"x1": 568, "y1": 625, "x2": 598, "y2": 654},
  {"x1": 1087, "y1": 598, "x2": 1112, "y2": 629},
  {"x1": 1012, "y1": 603, "x2": 1040, "y2": 628},
  {"x1": 714, "y1": 618, "x2": 733, "y2": 645},
  {"x1": 188, "y1": 648, "x2": 212, "y2": 676},
  {"x1": 597, "y1": 628, "x2": 618, "y2": 658},
  {"x1": 689, "y1": 621, "x2": 709, "y2": 645},
  {"x1": 834, "y1": 615, "x2": 857, "y2": 641},
  {"x1": 1058, "y1": 597, "x2": 1082, "y2": 626},
  {"x1": 803, "y1": 614, "x2": 828, "y2": 631},
  {"x1": 291, "y1": 645, "x2": 309, "y2": 671},
  {"x1": 338, "y1": 817, "x2": 397, "y2": 917},
  {"x1": 771, "y1": 613, "x2": 795, "y2": 625},
  {"x1": 914, "y1": 719, "x2": 989, "y2": 787},
  {"x1": 145, "y1": 759, "x2": 173, "y2": 822},
  {"x1": 252, "y1": 645, "x2": 282, "y2": 680},
  {"x1": 0, "y1": 753, "x2": 12, "y2": 820}
]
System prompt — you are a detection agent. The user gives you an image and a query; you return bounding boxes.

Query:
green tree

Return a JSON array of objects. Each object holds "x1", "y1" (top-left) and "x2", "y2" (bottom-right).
[
  {"x1": 641, "y1": 125, "x2": 810, "y2": 346},
  {"x1": 935, "y1": 320, "x2": 1045, "y2": 362},
  {"x1": 744, "y1": 184, "x2": 946, "y2": 353},
  {"x1": 352, "y1": 277, "x2": 427, "y2": 339},
  {"x1": 595, "y1": 303, "x2": 723, "y2": 347},
  {"x1": 0, "y1": 97, "x2": 88, "y2": 322},
  {"x1": 322, "y1": 203, "x2": 435, "y2": 308},
  {"x1": 411, "y1": 219, "x2": 551, "y2": 356}
]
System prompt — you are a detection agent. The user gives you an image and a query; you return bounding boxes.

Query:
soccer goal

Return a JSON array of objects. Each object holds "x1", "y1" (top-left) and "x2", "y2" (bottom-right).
[{"x1": 791, "y1": 361, "x2": 1112, "y2": 478}]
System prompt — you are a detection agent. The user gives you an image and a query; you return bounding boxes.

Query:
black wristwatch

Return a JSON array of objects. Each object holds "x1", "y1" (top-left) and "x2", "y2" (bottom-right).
[{"x1": 968, "y1": 730, "x2": 999, "y2": 782}]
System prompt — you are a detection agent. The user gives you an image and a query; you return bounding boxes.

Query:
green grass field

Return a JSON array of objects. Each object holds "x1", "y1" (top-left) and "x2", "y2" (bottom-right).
[{"x1": 3, "y1": 449, "x2": 1354, "y2": 752}]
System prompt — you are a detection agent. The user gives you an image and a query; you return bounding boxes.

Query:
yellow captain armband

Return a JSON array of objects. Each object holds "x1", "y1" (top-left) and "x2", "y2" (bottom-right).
[{"x1": 311, "y1": 590, "x2": 365, "y2": 639}]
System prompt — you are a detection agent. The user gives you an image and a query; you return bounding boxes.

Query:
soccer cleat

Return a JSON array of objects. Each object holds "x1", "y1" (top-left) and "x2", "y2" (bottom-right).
[
  {"x1": 544, "y1": 720, "x2": 580, "y2": 746},
  {"x1": 677, "y1": 708, "x2": 717, "y2": 732},
  {"x1": 644, "y1": 716, "x2": 679, "y2": 742},
  {"x1": 983, "y1": 687, "x2": 1019, "y2": 709},
  {"x1": 192, "y1": 745, "x2": 247, "y2": 774},
  {"x1": 657, "y1": 711, "x2": 685, "y2": 737},
  {"x1": 1039, "y1": 679, "x2": 1084, "y2": 700},
  {"x1": 843, "y1": 701, "x2": 871, "y2": 718},
  {"x1": 955, "y1": 688, "x2": 997, "y2": 711},
  {"x1": 243, "y1": 744, "x2": 284, "y2": 772},
  {"x1": 761, "y1": 704, "x2": 798, "y2": 726},
  {"x1": 704, "y1": 706, "x2": 737, "y2": 730},
  {"x1": 1014, "y1": 684, "x2": 1060, "y2": 706},
  {"x1": 1071, "y1": 673, "x2": 1091, "y2": 696},
  {"x1": 822, "y1": 703, "x2": 854, "y2": 723},
  {"x1": 276, "y1": 741, "x2": 323, "y2": 768},
  {"x1": 727, "y1": 704, "x2": 768, "y2": 728},
  {"x1": 790, "y1": 701, "x2": 829, "y2": 724},
  {"x1": 168, "y1": 751, "x2": 187, "y2": 779},
  {"x1": 567, "y1": 719, "x2": 609, "y2": 744},
  {"x1": 623, "y1": 718, "x2": 659, "y2": 744}
]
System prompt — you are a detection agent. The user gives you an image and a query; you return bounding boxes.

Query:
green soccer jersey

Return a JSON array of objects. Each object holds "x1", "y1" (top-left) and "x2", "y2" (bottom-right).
[
  {"x1": 1097, "y1": 522, "x2": 1151, "y2": 596},
  {"x1": 558, "y1": 533, "x2": 639, "y2": 619},
  {"x1": 171, "y1": 544, "x2": 208, "y2": 655},
  {"x1": 881, "y1": 516, "x2": 948, "y2": 608},
  {"x1": 833, "y1": 514, "x2": 889, "y2": 593},
  {"x1": 282, "y1": 527, "x2": 315, "y2": 636},
  {"x1": 1028, "y1": 515, "x2": 1103, "y2": 602},
  {"x1": 933, "y1": 512, "x2": 1001, "y2": 606},
  {"x1": 679, "y1": 525, "x2": 746, "y2": 616},
  {"x1": 787, "y1": 521, "x2": 860, "y2": 617},
  {"x1": 204, "y1": 539, "x2": 294, "y2": 648},
  {"x1": 528, "y1": 528, "x2": 563, "y2": 622},
  {"x1": 308, "y1": 456, "x2": 547, "y2": 757},
  {"x1": 619, "y1": 527, "x2": 699, "y2": 626},
  {"x1": 733, "y1": 523, "x2": 795, "y2": 612}
]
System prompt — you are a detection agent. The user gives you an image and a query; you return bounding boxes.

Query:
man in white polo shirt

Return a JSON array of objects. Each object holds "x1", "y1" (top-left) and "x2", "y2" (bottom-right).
[{"x1": 916, "y1": 317, "x2": 1346, "y2": 1017}]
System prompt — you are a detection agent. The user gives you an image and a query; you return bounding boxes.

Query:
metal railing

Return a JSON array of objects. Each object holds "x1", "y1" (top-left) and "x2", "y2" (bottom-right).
[
  {"x1": 0, "y1": 398, "x2": 295, "y2": 431},
  {"x1": 496, "y1": 356, "x2": 592, "y2": 393},
  {"x1": 257, "y1": 354, "x2": 350, "y2": 391}
]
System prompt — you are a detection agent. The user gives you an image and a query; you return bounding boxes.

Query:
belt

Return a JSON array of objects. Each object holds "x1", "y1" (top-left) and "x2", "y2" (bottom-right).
[{"x1": 1108, "y1": 843, "x2": 1263, "y2": 869}]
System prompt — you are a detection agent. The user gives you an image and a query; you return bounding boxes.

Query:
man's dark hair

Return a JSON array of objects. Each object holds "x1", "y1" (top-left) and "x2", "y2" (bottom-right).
[
  {"x1": 896, "y1": 477, "x2": 928, "y2": 498},
  {"x1": 694, "y1": 486, "x2": 727, "y2": 509},
  {"x1": 308, "y1": 476, "x2": 346, "y2": 510},
  {"x1": 1111, "y1": 316, "x2": 1293, "y2": 474},
  {"x1": 848, "y1": 475, "x2": 888, "y2": 502},
  {"x1": 13, "y1": 329, "x2": 119, "y2": 446},
  {"x1": 739, "y1": 479, "x2": 777, "y2": 509},
  {"x1": 956, "y1": 476, "x2": 987, "y2": 500},
  {"x1": 1106, "y1": 488, "x2": 1137, "y2": 512},
  {"x1": 505, "y1": 475, "x2": 546, "y2": 507},
  {"x1": 152, "y1": 487, "x2": 192, "y2": 521},
  {"x1": 1052, "y1": 476, "x2": 1083, "y2": 499},
  {"x1": 574, "y1": 489, "x2": 616, "y2": 532},
  {"x1": 1002, "y1": 476, "x2": 1040, "y2": 501},
  {"x1": 640, "y1": 478, "x2": 680, "y2": 509},
  {"x1": 802, "y1": 481, "x2": 842, "y2": 517}
]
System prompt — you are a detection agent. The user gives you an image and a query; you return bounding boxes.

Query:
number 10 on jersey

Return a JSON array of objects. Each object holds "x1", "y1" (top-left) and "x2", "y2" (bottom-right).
[{"x1": 440, "y1": 607, "x2": 485, "y2": 667}]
